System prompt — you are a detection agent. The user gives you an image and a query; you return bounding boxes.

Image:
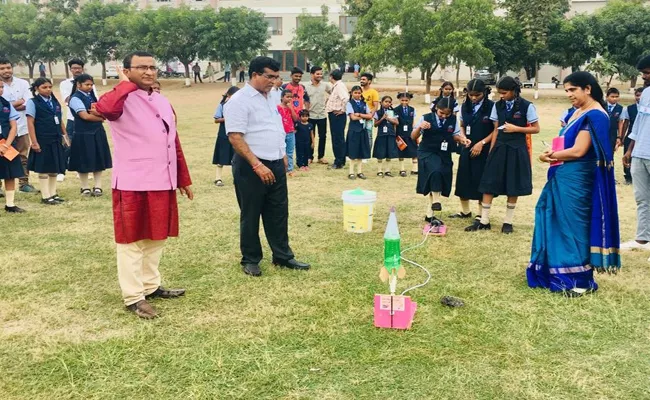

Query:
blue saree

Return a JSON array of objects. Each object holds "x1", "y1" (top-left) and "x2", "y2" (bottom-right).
[{"x1": 527, "y1": 109, "x2": 620, "y2": 293}]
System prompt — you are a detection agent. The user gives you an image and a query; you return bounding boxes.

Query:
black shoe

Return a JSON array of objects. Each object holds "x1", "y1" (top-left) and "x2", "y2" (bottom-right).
[
  {"x1": 41, "y1": 197, "x2": 59, "y2": 205},
  {"x1": 51, "y1": 194, "x2": 65, "y2": 203},
  {"x1": 384, "y1": 171, "x2": 394, "y2": 177},
  {"x1": 449, "y1": 212, "x2": 472, "y2": 219},
  {"x1": 377, "y1": 172, "x2": 384, "y2": 177},
  {"x1": 145, "y1": 286, "x2": 186, "y2": 299},
  {"x1": 5, "y1": 205, "x2": 26, "y2": 213},
  {"x1": 399, "y1": 170, "x2": 407, "y2": 177},
  {"x1": 357, "y1": 173, "x2": 367, "y2": 180},
  {"x1": 432, "y1": 202, "x2": 442, "y2": 212},
  {"x1": 501, "y1": 223, "x2": 514, "y2": 234},
  {"x1": 242, "y1": 263, "x2": 262, "y2": 276},
  {"x1": 330, "y1": 164, "x2": 343, "y2": 170},
  {"x1": 465, "y1": 220, "x2": 491, "y2": 232},
  {"x1": 625, "y1": 179, "x2": 632, "y2": 185},
  {"x1": 273, "y1": 258, "x2": 310, "y2": 270},
  {"x1": 410, "y1": 171, "x2": 418, "y2": 175},
  {"x1": 348, "y1": 173, "x2": 356, "y2": 180}
]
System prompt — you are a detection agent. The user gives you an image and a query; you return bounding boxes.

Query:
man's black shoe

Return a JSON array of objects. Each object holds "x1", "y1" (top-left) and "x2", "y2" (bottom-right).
[
  {"x1": 242, "y1": 263, "x2": 262, "y2": 277},
  {"x1": 501, "y1": 223, "x2": 514, "y2": 234},
  {"x1": 273, "y1": 258, "x2": 310, "y2": 270},
  {"x1": 145, "y1": 287, "x2": 186, "y2": 299}
]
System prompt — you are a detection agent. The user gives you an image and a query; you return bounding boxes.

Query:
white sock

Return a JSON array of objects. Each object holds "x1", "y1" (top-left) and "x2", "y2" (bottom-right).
[
  {"x1": 356, "y1": 159, "x2": 363, "y2": 174},
  {"x1": 384, "y1": 159, "x2": 391, "y2": 173},
  {"x1": 426, "y1": 194, "x2": 434, "y2": 218},
  {"x1": 93, "y1": 171, "x2": 103, "y2": 189},
  {"x1": 5, "y1": 189, "x2": 15, "y2": 207},
  {"x1": 48, "y1": 175, "x2": 57, "y2": 197},
  {"x1": 215, "y1": 165, "x2": 223, "y2": 181},
  {"x1": 504, "y1": 203, "x2": 516, "y2": 224},
  {"x1": 377, "y1": 160, "x2": 383, "y2": 173},
  {"x1": 412, "y1": 159, "x2": 418, "y2": 172},
  {"x1": 431, "y1": 192, "x2": 441, "y2": 204},
  {"x1": 400, "y1": 159, "x2": 406, "y2": 171},
  {"x1": 79, "y1": 173, "x2": 90, "y2": 189},
  {"x1": 478, "y1": 202, "x2": 483, "y2": 215},
  {"x1": 39, "y1": 176, "x2": 50, "y2": 199},
  {"x1": 480, "y1": 202, "x2": 491, "y2": 225},
  {"x1": 460, "y1": 199, "x2": 470, "y2": 214}
]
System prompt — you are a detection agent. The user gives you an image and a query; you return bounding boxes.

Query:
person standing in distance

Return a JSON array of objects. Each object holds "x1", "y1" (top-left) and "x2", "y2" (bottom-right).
[
  {"x1": 305, "y1": 66, "x2": 331, "y2": 165},
  {"x1": 225, "y1": 56, "x2": 310, "y2": 277}
]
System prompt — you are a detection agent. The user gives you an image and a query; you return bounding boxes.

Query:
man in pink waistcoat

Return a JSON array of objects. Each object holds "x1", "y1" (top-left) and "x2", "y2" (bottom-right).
[{"x1": 96, "y1": 51, "x2": 193, "y2": 319}]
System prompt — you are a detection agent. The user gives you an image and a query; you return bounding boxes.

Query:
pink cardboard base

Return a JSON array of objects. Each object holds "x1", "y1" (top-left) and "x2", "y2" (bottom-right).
[{"x1": 374, "y1": 294, "x2": 417, "y2": 329}]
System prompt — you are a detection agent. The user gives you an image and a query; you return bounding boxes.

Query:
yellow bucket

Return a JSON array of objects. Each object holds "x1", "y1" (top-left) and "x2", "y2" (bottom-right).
[{"x1": 341, "y1": 189, "x2": 377, "y2": 233}]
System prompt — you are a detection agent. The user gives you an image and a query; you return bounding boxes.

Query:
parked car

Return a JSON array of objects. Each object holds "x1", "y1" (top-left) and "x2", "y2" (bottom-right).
[
  {"x1": 474, "y1": 69, "x2": 496, "y2": 85},
  {"x1": 105, "y1": 65, "x2": 119, "y2": 79}
]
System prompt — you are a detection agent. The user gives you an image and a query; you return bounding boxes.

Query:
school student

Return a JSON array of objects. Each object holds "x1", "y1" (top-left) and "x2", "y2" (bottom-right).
[
  {"x1": 346, "y1": 85, "x2": 373, "y2": 179},
  {"x1": 68, "y1": 74, "x2": 112, "y2": 197},
  {"x1": 394, "y1": 92, "x2": 418, "y2": 176},
  {"x1": 373, "y1": 96, "x2": 399, "y2": 176},
  {"x1": 431, "y1": 81, "x2": 460, "y2": 114},
  {"x1": 151, "y1": 80, "x2": 162, "y2": 94},
  {"x1": 618, "y1": 87, "x2": 643, "y2": 184},
  {"x1": 25, "y1": 78, "x2": 70, "y2": 205},
  {"x1": 606, "y1": 87, "x2": 623, "y2": 152},
  {"x1": 452, "y1": 79, "x2": 495, "y2": 219},
  {"x1": 412, "y1": 97, "x2": 469, "y2": 233},
  {"x1": 465, "y1": 76, "x2": 540, "y2": 234},
  {"x1": 278, "y1": 89, "x2": 298, "y2": 176},
  {"x1": 0, "y1": 80, "x2": 26, "y2": 213},
  {"x1": 295, "y1": 110, "x2": 314, "y2": 171},
  {"x1": 212, "y1": 86, "x2": 239, "y2": 186}
]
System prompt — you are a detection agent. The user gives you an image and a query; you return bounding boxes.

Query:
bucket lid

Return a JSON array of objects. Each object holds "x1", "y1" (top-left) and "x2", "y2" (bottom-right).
[
  {"x1": 342, "y1": 188, "x2": 377, "y2": 202},
  {"x1": 349, "y1": 188, "x2": 365, "y2": 195}
]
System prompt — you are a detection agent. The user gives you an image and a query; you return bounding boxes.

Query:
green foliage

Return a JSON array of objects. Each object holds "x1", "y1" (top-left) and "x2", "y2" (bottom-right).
[
  {"x1": 205, "y1": 7, "x2": 269, "y2": 66},
  {"x1": 482, "y1": 18, "x2": 530, "y2": 76},
  {"x1": 547, "y1": 14, "x2": 599, "y2": 71},
  {"x1": 290, "y1": 6, "x2": 346, "y2": 71},
  {"x1": 0, "y1": 3, "x2": 44, "y2": 78}
]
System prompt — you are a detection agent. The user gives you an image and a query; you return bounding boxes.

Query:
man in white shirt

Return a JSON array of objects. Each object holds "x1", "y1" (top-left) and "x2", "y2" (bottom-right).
[
  {"x1": 224, "y1": 56, "x2": 310, "y2": 277},
  {"x1": 0, "y1": 57, "x2": 35, "y2": 193}
]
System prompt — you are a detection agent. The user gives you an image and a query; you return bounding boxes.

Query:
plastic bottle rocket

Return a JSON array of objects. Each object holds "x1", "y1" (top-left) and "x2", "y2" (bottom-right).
[{"x1": 379, "y1": 207, "x2": 405, "y2": 294}]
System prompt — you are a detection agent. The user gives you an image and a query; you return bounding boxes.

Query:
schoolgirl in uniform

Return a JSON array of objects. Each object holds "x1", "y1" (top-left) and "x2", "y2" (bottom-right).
[
  {"x1": 394, "y1": 92, "x2": 418, "y2": 177},
  {"x1": 0, "y1": 80, "x2": 26, "y2": 213},
  {"x1": 26, "y1": 78, "x2": 70, "y2": 205},
  {"x1": 373, "y1": 96, "x2": 399, "y2": 177},
  {"x1": 412, "y1": 97, "x2": 469, "y2": 234},
  {"x1": 451, "y1": 79, "x2": 494, "y2": 219},
  {"x1": 346, "y1": 85, "x2": 373, "y2": 179},
  {"x1": 431, "y1": 81, "x2": 460, "y2": 114},
  {"x1": 465, "y1": 76, "x2": 540, "y2": 234},
  {"x1": 212, "y1": 86, "x2": 239, "y2": 186},
  {"x1": 68, "y1": 74, "x2": 112, "y2": 197},
  {"x1": 605, "y1": 87, "x2": 622, "y2": 152}
]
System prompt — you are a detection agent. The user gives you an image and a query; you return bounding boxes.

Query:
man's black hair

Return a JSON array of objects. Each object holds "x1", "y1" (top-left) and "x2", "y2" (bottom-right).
[
  {"x1": 68, "y1": 58, "x2": 85, "y2": 68},
  {"x1": 123, "y1": 51, "x2": 154, "y2": 69},
  {"x1": 248, "y1": 56, "x2": 281, "y2": 79}
]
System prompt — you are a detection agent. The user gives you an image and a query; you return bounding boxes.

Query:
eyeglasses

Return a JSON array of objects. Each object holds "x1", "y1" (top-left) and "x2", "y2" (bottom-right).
[
  {"x1": 130, "y1": 65, "x2": 157, "y2": 72},
  {"x1": 259, "y1": 73, "x2": 280, "y2": 80}
]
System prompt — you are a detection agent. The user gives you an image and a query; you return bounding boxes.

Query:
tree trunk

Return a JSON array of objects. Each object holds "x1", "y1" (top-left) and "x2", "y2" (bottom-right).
[
  {"x1": 64, "y1": 63, "x2": 70, "y2": 79},
  {"x1": 534, "y1": 60, "x2": 540, "y2": 99},
  {"x1": 455, "y1": 61, "x2": 461, "y2": 90},
  {"x1": 630, "y1": 76, "x2": 638, "y2": 89},
  {"x1": 607, "y1": 74, "x2": 614, "y2": 89},
  {"x1": 101, "y1": 61, "x2": 107, "y2": 86},
  {"x1": 48, "y1": 61, "x2": 53, "y2": 80},
  {"x1": 425, "y1": 68, "x2": 433, "y2": 94},
  {"x1": 183, "y1": 62, "x2": 191, "y2": 86},
  {"x1": 405, "y1": 71, "x2": 409, "y2": 92},
  {"x1": 28, "y1": 61, "x2": 35, "y2": 80}
]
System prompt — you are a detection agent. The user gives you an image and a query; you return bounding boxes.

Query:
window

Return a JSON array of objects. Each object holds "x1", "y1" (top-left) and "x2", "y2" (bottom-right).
[
  {"x1": 265, "y1": 17, "x2": 282, "y2": 35},
  {"x1": 339, "y1": 16, "x2": 357, "y2": 34}
]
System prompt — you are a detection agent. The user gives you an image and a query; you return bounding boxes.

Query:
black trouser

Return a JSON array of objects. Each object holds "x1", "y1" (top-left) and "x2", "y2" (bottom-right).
[
  {"x1": 239, "y1": 71, "x2": 245, "y2": 82},
  {"x1": 194, "y1": 72, "x2": 203, "y2": 83},
  {"x1": 65, "y1": 122, "x2": 74, "y2": 168},
  {"x1": 328, "y1": 112, "x2": 347, "y2": 167},
  {"x1": 232, "y1": 154, "x2": 294, "y2": 265},
  {"x1": 224, "y1": 71, "x2": 230, "y2": 82},
  {"x1": 309, "y1": 118, "x2": 327, "y2": 160},
  {"x1": 624, "y1": 136, "x2": 633, "y2": 182}
]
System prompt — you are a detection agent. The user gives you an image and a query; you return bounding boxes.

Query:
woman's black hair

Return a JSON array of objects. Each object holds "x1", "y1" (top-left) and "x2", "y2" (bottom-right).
[
  {"x1": 299, "y1": 109, "x2": 310, "y2": 117},
  {"x1": 220, "y1": 86, "x2": 239, "y2": 105},
  {"x1": 495, "y1": 76, "x2": 523, "y2": 114},
  {"x1": 30, "y1": 77, "x2": 53, "y2": 96},
  {"x1": 71, "y1": 73, "x2": 94, "y2": 96},
  {"x1": 330, "y1": 69, "x2": 344, "y2": 81},
  {"x1": 435, "y1": 97, "x2": 454, "y2": 112},
  {"x1": 462, "y1": 79, "x2": 492, "y2": 116},
  {"x1": 281, "y1": 89, "x2": 293, "y2": 98},
  {"x1": 431, "y1": 81, "x2": 456, "y2": 111},
  {"x1": 396, "y1": 92, "x2": 413, "y2": 99},
  {"x1": 606, "y1": 87, "x2": 620, "y2": 96},
  {"x1": 563, "y1": 71, "x2": 606, "y2": 109},
  {"x1": 349, "y1": 85, "x2": 365, "y2": 102},
  {"x1": 380, "y1": 95, "x2": 392, "y2": 103}
]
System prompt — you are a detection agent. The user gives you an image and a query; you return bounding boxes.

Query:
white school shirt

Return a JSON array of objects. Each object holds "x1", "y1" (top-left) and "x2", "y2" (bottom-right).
[
  {"x1": 60, "y1": 79, "x2": 98, "y2": 121},
  {"x1": 224, "y1": 83, "x2": 286, "y2": 161},
  {"x1": 2, "y1": 77, "x2": 32, "y2": 137}
]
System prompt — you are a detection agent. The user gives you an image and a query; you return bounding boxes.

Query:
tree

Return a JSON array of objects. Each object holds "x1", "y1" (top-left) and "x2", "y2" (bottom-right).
[
  {"x1": 204, "y1": 7, "x2": 269, "y2": 69},
  {"x1": 593, "y1": 0, "x2": 650, "y2": 88},
  {"x1": 0, "y1": 3, "x2": 45, "y2": 80},
  {"x1": 67, "y1": 0, "x2": 131, "y2": 84},
  {"x1": 503, "y1": 0, "x2": 570, "y2": 87},
  {"x1": 121, "y1": 6, "x2": 217, "y2": 85},
  {"x1": 586, "y1": 57, "x2": 618, "y2": 88},
  {"x1": 547, "y1": 14, "x2": 599, "y2": 72},
  {"x1": 41, "y1": 0, "x2": 82, "y2": 79},
  {"x1": 290, "y1": 6, "x2": 346, "y2": 71},
  {"x1": 482, "y1": 18, "x2": 530, "y2": 77}
]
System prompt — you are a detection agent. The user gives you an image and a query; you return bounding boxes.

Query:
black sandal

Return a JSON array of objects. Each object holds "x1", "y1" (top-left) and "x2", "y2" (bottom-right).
[
  {"x1": 348, "y1": 174, "x2": 356, "y2": 180},
  {"x1": 357, "y1": 173, "x2": 367, "y2": 180},
  {"x1": 214, "y1": 179, "x2": 224, "y2": 187},
  {"x1": 377, "y1": 172, "x2": 384, "y2": 177},
  {"x1": 384, "y1": 171, "x2": 394, "y2": 177},
  {"x1": 92, "y1": 187, "x2": 103, "y2": 197},
  {"x1": 399, "y1": 170, "x2": 407, "y2": 177},
  {"x1": 80, "y1": 188, "x2": 92, "y2": 197}
]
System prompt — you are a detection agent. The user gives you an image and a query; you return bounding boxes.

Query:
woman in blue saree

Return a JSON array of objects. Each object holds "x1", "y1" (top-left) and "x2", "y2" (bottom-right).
[{"x1": 528, "y1": 71, "x2": 621, "y2": 296}]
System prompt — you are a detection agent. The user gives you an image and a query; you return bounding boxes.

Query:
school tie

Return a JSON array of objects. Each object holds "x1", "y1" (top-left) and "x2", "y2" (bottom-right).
[
  {"x1": 438, "y1": 118, "x2": 444, "y2": 128},
  {"x1": 608, "y1": 105, "x2": 613, "y2": 113},
  {"x1": 506, "y1": 101, "x2": 513, "y2": 113},
  {"x1": 45, "y1": 99, "x2": 53, "y2": 111},
  {"x1": 403, "y1": 107, "x2": 408, "y2": 116}
]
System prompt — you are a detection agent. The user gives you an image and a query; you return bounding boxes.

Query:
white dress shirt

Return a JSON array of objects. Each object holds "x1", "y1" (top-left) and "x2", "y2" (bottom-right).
[
  {"x1": 2, "y1": 77, "x2": 32, "y2": 137},
  {"x1": 224, "y1": 83, "x2": 286, "y2": 161}
]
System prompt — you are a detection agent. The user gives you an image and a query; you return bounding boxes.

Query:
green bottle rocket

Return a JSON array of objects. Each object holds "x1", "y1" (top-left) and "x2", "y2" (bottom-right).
[{"x1": 380, "y1": 207, "x2": 405, "y2": 293}]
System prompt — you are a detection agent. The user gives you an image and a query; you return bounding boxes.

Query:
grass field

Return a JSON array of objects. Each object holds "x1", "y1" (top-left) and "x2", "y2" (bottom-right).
[{"x1": 1, "y1": 80, "x2": 649, "y2": 399}]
